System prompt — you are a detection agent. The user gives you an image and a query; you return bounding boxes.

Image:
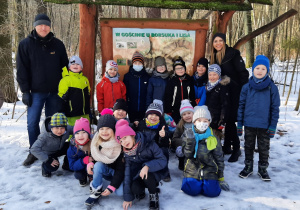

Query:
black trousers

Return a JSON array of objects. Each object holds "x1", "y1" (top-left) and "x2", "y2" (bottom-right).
[
  {"x1": 224, "y1": 121, "x2": 240, "y2": 151},
  {"x1": 244, "y1": 126, "x2": 270, "y2": 164},
  {"x1": 131, "y1": 172, "x2": 157, "y2": 195}
]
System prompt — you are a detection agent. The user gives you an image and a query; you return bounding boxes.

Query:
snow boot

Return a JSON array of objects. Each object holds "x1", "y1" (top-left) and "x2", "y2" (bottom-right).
[
  {"x1": 258, "y1": 162, "x2": 271, "y2": 181},
  {"x1": 178, "y1": 157, "x2": 184, "y2": 171},
  {"x1": 85, "y1": 182, "x2": 103, "y2": 206},
  {"x1": 42, "y1": 166, "x2": 51, "y2": 177},
  {"x1": 228, "y1": 149, "x2": 241, "y2": 162},
  {"x1": 79, "y1": 178, "x2": 87, "y2": 187},
  {"x1": 239, "y1": 160, "x2": 253, "y2": 178},
  {"x1": 149, "y1": 192, "x2": 159, "y2": 210},
  {"x1": 23, "y1": 153, "x2": 37, "y2": 166}
]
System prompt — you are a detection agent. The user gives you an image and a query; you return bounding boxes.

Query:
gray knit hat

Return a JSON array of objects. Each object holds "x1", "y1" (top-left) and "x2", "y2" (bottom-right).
[
  {"x1": 155, "y1": 56, "x2": 166, "y2": 68},
  {"x1": 33, "y1": 14, "x2": 51, "y2": 27},
  {"x1": 208, "y1": 64, "x2": 221, "y2": 77},
  {"x1": 180, "y1": 99, "x2": 194, "y2": 116},
  {"x1": 145, "y1": 99, "x2": 164, "y2": 118},
  {"x1": 69, "y1": 56, "x2": 83, "y2": 69},
  {"x1": 193, "y1": 105, "x2": 211, "y2": 122}
]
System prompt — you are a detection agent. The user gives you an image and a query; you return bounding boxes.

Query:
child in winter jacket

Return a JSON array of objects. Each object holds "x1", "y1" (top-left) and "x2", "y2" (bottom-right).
[
  {"x1": 115, "y1": 119, "x2": 167, "y2": 210},
  {"x1": 137, "y1": 99, "x2": 172, "y2": 182},
  {"x1": 237, "y1": 55, "x2": 280, "y2": 181},
  {"x1": 164, "y1": 56, "x2": 196, "y2": 124},
  {"x1": 194, "y1": 57, "x2": 208, "y2": 106},
  {"x1": 85, "y1": 114, "x2": 125, "y2": 206},
  {"x1": 181, "y1": 105, "x2": 229, "y2": 197},
  {"x1": 146, "y1": 56, "x2": 170, "y2": 107},
  {"x1": 31, "y1": 113, "x2": 73, "y2": 177},
  {"x1": 205, "y1": 64, "x2": 230, "y2": 139},
  {"x1": 58, "y1": 56, "x2": 91, "y2": 126},
  {"x1": 172, "y1": 99, "x2": 194, "y2": 171},
  {"x1": 67, "y1": 117, "x2": 93, "y2": 186},
  {"x1": 96, "y1": 60, "x2": 126, "y2": 113},
  {"x1": 123, "y1": 51, "x2": 150, "y2": 125}
]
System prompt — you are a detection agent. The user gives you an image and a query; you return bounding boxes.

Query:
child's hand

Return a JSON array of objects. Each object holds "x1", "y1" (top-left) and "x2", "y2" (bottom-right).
[
  {"x1": 89, "y1": 156, "x2": 94, "y2": 162},
  {"x1": 134, "y1": 121, "x2": 139, "y2": 127},
  {"x1": 87, "y1": 162, "x2": 94, "y2": 175},
  {"x1": 101, "y1": 189, "x2": 112, "y2": 196},
  {"x1": 123, "y1": 201, "x2": 132, "y2": 210},
  {"x1": 51, "y1": 159, "x2": 59, "y2": 167},
  {"x1": 159, "y1": 126, "x2": 165, "y2": 137},
  {"x1": 140, "y1": 165, "x2": 149, "y2": 179}
]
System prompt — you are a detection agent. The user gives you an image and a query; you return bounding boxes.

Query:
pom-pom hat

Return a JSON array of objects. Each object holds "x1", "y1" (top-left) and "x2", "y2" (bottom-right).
[{"x1": 115, "y1": 119, "x2": 136, "y2": 143}]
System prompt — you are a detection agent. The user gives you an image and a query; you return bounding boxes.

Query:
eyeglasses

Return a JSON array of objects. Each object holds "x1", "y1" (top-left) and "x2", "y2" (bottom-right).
[{"x1": 175, "y1": 67, "x2": 184, "y2": 71}]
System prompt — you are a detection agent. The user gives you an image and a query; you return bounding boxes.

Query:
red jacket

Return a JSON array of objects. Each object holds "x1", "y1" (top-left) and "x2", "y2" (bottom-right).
[{"x1": 96, "y1": 77, "x2": 126, "y2": 112}]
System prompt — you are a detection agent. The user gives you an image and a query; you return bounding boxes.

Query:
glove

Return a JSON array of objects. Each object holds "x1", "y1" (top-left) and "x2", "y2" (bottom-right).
[
  {"x1": 237, "y1": 122, "x2": 243, "y2": 136},
  {"x1": 83, "y1": 156, "x2": 90, "y2": 165},
  {"x1": 218, "y1": 178, "x2": 230, "y2": 191},
  {"x1": 267, "y1": 126, "x2": 276, "y2": 138},
  {"x1": 176, "y1": 146, "x2": 184, "y2": 157},
  {"x1": 22, "y1": 92, "x2": 32, "y2": 107},
  {"x1": 184, "y1": 128, "x2": 194, "y2": 139}
]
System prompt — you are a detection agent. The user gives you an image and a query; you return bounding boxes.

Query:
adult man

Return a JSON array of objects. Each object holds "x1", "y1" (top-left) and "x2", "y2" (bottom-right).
[{"x1": 17, "y1": 14, "x2": 69, "y2": 166}]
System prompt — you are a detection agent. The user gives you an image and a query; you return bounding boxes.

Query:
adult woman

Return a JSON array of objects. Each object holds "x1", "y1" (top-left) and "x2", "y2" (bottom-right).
[{"x1": 210, "y1": 33, "x2": 249, "y2": 162}]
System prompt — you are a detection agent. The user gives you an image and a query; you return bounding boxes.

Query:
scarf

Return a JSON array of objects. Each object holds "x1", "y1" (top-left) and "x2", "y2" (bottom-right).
[
  {"x1": 105, "y1": 71, "x2": 120, "y2": 83},
  {"x1": 194, "y1": 72, "x2": 208, "y2": 87},
  {"x1": 249, "y1": 76, "x2": 271, "y2": 90},
  {"x1": 153, "y1": 70, "x2": 169, "y2": 79},
  {"x1": 145, "y1": 118, "x2": 160, "y2": 129},
  {"x1": 206, "y1": 79, "x2": 221, "y2": 92},
  {"x1": 192, "y1": 125, "x2": 217, "y2": 158},
  {"x1": 123, "y1": 142, "x2": 139, "y2": 156}
]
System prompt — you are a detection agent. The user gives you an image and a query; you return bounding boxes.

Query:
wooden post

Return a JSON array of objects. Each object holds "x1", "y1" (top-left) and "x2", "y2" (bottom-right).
[
  {"x1": 79, "y1": 4, "x2": 97, "y2": 109},
  {"x1": 193, "y1": 29, "x2": 207, "y2": 74},
  {"x1": 100, "y1": 26, "x2": 113, "y2": 78}
]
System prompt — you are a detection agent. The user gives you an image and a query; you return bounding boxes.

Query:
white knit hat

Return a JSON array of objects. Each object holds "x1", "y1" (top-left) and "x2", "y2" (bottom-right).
[
  {"x1": 106, "y1": 60, "x2": 118, "y2": 72},
  {"x1": 193, "y1": 105, "x2": 211, "y2": 122},
  {"x1": 179, "y1": 99, "x2": 194, "y2": 116}
]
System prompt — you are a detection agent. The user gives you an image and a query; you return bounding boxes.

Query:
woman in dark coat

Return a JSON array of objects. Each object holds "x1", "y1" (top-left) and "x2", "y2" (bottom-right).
[{"x1": 210, "y1": 33, "x2": 249, "y2": 162}]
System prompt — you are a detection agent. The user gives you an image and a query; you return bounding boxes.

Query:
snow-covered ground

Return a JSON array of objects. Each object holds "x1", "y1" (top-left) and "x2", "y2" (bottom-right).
[{"x1": 1, "y1": 64, "x2": 300, "y2": 210}]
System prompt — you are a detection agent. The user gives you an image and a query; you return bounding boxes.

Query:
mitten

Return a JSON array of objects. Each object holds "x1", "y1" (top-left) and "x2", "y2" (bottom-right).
[
  {"x1": 176, "y1": 146, "x2": 184, "y2": 158},
  {"x1": 184, "y1": 128, "x2": 194, "y2": 139},
  {"x1": 267, "y1": 126, "x2": 276, "y2": 138},
  {"x1": 22, "y1": 92, "x2": 32, "y2": 107},
  {"x1": 83, "y1": 156, "x2": 90, "y2": 165},
  {"x1": 237, "y1": 122, "x2": 243, "y2": 136},
  {"x1": 218, "y1": 177, "x2": 230, "y2": 191}
]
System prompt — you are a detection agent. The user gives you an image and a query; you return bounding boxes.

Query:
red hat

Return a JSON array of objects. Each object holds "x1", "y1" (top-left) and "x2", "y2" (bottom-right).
[{"x1": 115, "y1": 119, "x2": 136, "y2": 143}]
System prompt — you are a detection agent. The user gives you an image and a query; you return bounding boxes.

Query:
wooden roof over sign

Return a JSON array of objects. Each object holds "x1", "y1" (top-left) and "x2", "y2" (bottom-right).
[{"x1": 44, "y1": 0, "x2": 273, "y2": 11}]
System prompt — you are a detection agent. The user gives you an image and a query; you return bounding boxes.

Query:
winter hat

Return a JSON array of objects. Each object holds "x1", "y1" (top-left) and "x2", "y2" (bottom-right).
[
  {"x1": 113, "y1": 98, "x2": 128, "y2": 112},
  {"x1": 252, "y1": 55, "x2": 270, "y2": 73},
  {"x1": 145, "y1": 99, "x2": 164, "y2": 118},
  {"x1": 101, "y1": 108, "x2": 114, "y2": 116},
  {"x1": 97, "y1": 114, "x2": 116, "y2": 132},
  {"x1": 208, "y1": 64, "x2": 221, "y2": 77},
  {"x1": 115, "y1": 119, "x2": 136, "y2": 143},
  {"x1": 197, "y1": 57, "x2": 208, "y2": 70},
  {"x1": 68, "y1": 55, "x2": 83, "y2": 69},
  {"x1": 132, "y1": 51, "x2": 144, "y2": 65},
  {"x1": 193, "y1": 105, "x2": 211, "y2": 122},
  {"x1": 50, "y1": 113, "x2": 67, "y2": 128},
  {"x1": 180, "y1": 99, "x2": 194, "y2": 116},
  {"x1": 173, "y1": 56, "x2": 186, "y2": 71},
  {"x1": 73, "y1": 117, "x2": 91, "y2": 135},
  {"x1": 155, "y1": 56, "x2": 167, "y2": 68},
  {"x1": 33, "y1": 14, "x2": 51, "y2": 27},
  {"x1": 212, "y1": 33, "x2": 226, "y2": 44},
  {"x1": 105, "y1": 60, "x2": 118, "y2": 72}
]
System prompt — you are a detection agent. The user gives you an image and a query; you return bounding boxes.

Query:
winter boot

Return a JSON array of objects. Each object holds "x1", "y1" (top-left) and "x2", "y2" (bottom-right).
[
  {"x1": 23, "y1": 153, "x2": 38, "y2": 166},
  {"x1": 163, "y1": 172, "x2": 171, "y2": 182},
  {"x1": 79, "y1": 178, "x2": 87, "y2": 187},
  {"x1": 135, "y1": 191, "x2": 146, "y2": 201},
  {"x1": 178, "y1": 157, "x2": 184, "y2": 171},
  {"x1": 258, "y1": 162, "x2": 271, "y2": 181},
  {"x1": 239, "y1": 160, "x2": 253, "y2": 178},
  {"x1": 228, "y1": 149, "x2": 241, "y2": 162},
  {"x1": 42, "y1": 166, "x2": 51, "y2": 177},
  {"x1": 149, "y1": 192, "x2": 159, "y2": 210},
  {"x1": 85, "y1": 182, "x2": 103, "y2": 206}
]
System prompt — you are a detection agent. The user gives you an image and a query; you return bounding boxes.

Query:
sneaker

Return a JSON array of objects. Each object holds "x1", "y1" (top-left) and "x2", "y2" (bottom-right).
[
  {"x1": 42, "y1": 167, "x2": 51, "y2": 177},
  {"x1": 23, "y1": 153, "x2": 38, "y2": 166},
  {"x1": 79, "y1": 179, "x2": 87, "y2": 187},
  {"x1": 228, "y1": 149, "x2": 241, "y2": 162}
]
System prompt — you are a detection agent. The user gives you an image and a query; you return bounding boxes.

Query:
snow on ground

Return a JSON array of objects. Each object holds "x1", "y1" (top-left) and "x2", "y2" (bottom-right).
[{"x1": 1, "y1": 67, "x2": 300, "y2": 210}]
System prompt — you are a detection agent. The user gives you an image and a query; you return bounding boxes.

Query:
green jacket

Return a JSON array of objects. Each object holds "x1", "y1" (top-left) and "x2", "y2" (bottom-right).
[
  {"x1": 58, "y1": 67, "x2": 90, "y2": 117},
  {"x1": 182, "y1": 128, "x2": 224, "y2": 180}
]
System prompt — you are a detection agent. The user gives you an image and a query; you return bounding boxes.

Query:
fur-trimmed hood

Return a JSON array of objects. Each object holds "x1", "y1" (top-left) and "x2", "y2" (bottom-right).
[{"x1": 220, "y1": 75, "x2": 231, "y2": 86}]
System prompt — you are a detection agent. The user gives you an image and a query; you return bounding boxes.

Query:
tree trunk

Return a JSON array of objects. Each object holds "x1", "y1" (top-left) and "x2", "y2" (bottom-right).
[
  {"x1": 186, "y1": 9, "x2": 195, "y2": 19},
  {"x1": 285, "y1": 49, "x2": 299, "y2": 106},
  {"x1": 216, "y1": 10, "x2": 235, "y2": 33},
  {"x1": 244, "y1": 10, "x2": 254, "y2": 68},
  {"x1": 295, "y1": 87, "x2": 300, "y2": 111},
  {"x1": 146, "y1": 8, "x2": 161, "y2": 19},
  {"x1": 35, "y1": 0, "x2": 47, "y2": 14},
  {"x1": 0, "y1": 0, "x2": 18, "y2": 103}
]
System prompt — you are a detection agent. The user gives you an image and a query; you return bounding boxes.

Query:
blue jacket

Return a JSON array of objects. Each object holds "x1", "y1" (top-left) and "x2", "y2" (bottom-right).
[
  {"x1": 67, "y1": 139, "x2": 90, "y2": 171},
  {"x1": 237, "y1": 79, "x2": 280, "y2": 129},
  {"x1": 146, "y1": 74, "x2": 169, "y2": 107},
  {"x1": 193, "y1": 74, "x2": 207, "y2": 106},
  {"x1": 123, "y1": 66, "x2": 150, "y2": 113},
  {"x1": 123, "y1": 132, "x2": 167, "y2": 202}
]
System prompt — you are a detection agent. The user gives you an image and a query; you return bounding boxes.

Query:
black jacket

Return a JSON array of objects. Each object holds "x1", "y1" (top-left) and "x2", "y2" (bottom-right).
[{"x1": 17, "y1": 30, "x2": 69, "y2": 93}]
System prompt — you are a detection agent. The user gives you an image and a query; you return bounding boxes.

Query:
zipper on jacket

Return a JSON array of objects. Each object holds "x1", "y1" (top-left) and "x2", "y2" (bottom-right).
[
  {"x1": 69, "y1": 101, "x2": 72, "y2": 112},
  {"x1": 187, "y1": 86, "x2": 190, "y2": 97},
  {"x1": 180, "y1": 78, "x2": 183, "y2": 100},
  {"x1": 213, "y1": 160, "x2": 218, "y2": 174},
  {"x1": 138, "y1": 78, "x2": 140, "y2": 111},
  {"x1": 112, "y1": 83, "x2": 115, "y2": 104},
  {"x1": 82, "y1": 89, "x2": 85, "y2": 114},
  {"x1": 172, "y1": 86, "x2": 177, "y2": 106},
  {"x1": 184, "y1": 159, "x2": 190, "y2": 171}
]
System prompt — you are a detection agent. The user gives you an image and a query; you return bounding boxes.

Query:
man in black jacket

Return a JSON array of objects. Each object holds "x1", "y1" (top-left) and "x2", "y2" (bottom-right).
[{"x1": 17, "y1": 14, "x2": 69, "y2": 166}]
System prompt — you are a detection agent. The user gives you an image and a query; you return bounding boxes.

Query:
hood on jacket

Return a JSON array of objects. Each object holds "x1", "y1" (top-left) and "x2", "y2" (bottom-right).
[
  {"x1": 41, "y1": 116, "x2": 52, "y2": 134},
  {"x1": 220, "y1": 75, "x2": 231, "y2": 86}
]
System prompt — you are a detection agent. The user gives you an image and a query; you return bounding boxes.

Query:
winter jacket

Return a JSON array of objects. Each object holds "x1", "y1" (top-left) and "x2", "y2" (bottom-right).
[
  {"x1": 182, "y1": 128, "x2": 224, "y2": 180},
  {"x1": 123, "y1": 132, "x2": 167, "y2": 202},
  {"x1": 96, "y1": 76, "x2": 126, "y2": 113},
  {"x1": 213, "y1": 45, "x2": 249, "y2": 121},
  {"x1": 171, "y1": 121, "x2": 193, "y2": 150},
  {"x1": 17, "y1": 30, "x2": 69, "y2": 93},
  {"x1": 146, "y1": 73, "x2": 169, "y2": 107},
  {"x1": 193, "y1": 73, "x2": 208, "y2": 106},
  {"x1": 137, "y1": 117, "x2": 171, "y2": 148},
  {"x1": 205, "y1": 76, "x2": 230, "y2": 130},
  {"x1": 237, "y1": 78, "x2": 280, "y2": 129},
  {"x1": 58, "y1": 68, "x2": 90, "y2": 117},
  {"x1": 30, "y1": 117, "x2": 73, "y2": 162},
  {"x1": 164, "y1": 74, "x2": 196, "y2": 122},
  {"x1": 123, "y1": 66, "x2": 150, "y2": 113},
  {"x1": 67, "y1": 139, "x2": 91, "y2": 172}
]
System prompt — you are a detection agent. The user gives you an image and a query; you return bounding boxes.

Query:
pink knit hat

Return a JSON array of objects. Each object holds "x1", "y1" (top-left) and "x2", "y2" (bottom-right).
[
  {"x1": 100, "y1": 108, "x2": 113, "y2": 116},
  {"x1": 115, "y1": 119, "x2": 136, "y2": 143},
  {"x1": 73, "y1": 117, "x2": 90, "y2": 135}
]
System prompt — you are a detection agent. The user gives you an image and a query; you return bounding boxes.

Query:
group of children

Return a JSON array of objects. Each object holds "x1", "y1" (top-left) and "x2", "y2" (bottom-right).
[{"x1": 29, "y1": 50, "x2": 280, "y2": 209}]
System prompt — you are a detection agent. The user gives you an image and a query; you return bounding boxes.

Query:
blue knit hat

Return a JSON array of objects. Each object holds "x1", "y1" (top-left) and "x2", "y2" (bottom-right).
[
  {"x1": 50, "y1": 113, "x2": 67, "y2": 128},
  {"x1": 252, "y1": 55, "x2": 270, "y2": 73},
  {"x1": 208, "y1": 64, "x2": 221, "y2": 77}
]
